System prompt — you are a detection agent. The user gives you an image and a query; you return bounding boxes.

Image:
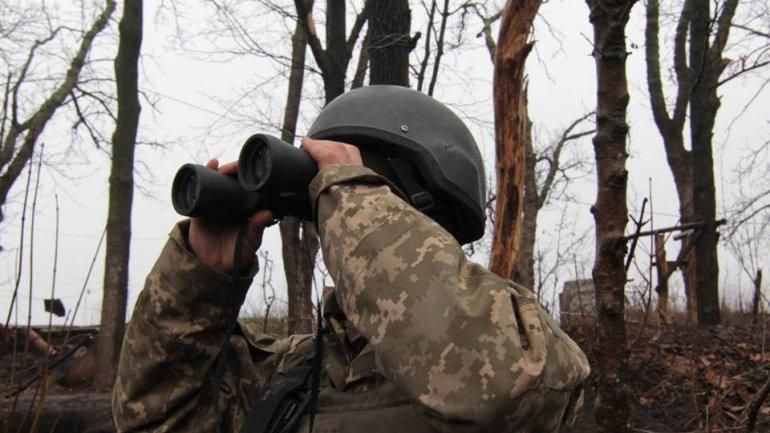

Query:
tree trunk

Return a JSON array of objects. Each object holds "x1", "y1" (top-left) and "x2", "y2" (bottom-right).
[
  {"x1": 488, "y1": 0, "x2": 542, "y2": 281},
  {"x1": 288, "y1": 0, "x2": 369, "y2": 332},
  {"x1": 689, "y1": 0, "x2": 721, "y2": 326},
  {"x1": 586, "y1": 1, "x2": 636, "y2": 431},
  {"x1": 95, "y1": 0, "x2": 142, "y2": 390},
  {"x1": 368, "y1": 0, "x2": 411, "y2": 87},
  {"x1": 281, "y1": 220, "x2": 318, "y2": 334},
  {"x1": 518, "y1": 114, "x2": 537, "y2": 290},
  {"x1": 280, "y1": 7, "x2": 317, "y2": 335},
  {"x1": 684, "y1": 243, "x2": 698, "y2": 322},
  {"x1": 323, "y1": 0, "x2": 347, "y2": 102}
]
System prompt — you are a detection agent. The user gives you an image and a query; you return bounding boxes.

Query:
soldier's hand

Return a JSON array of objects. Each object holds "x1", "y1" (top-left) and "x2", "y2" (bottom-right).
[
  {"x1": 301, "y1": 137, "x2": 363, "y2": 170},
  {"x1": 189, "y1": 159, "x2": 274, "y2": 275}
]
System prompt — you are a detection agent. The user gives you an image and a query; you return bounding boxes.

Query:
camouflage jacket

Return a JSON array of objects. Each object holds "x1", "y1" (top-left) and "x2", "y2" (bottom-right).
[{"x1": 113, "y1": 165, "x2": 590, "y2": 433}]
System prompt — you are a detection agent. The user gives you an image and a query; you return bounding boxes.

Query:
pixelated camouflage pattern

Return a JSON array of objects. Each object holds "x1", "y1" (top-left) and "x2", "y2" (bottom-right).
[
  {"x1": 310, "y1": 165, "x2": 590, "y2": 431},
  {"x1": 113, "y1": 165, "x2": 590, "y2": 433}
]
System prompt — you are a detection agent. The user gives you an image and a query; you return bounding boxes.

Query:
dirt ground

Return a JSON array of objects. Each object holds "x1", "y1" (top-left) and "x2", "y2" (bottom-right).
[
  {"x1": 567, "y1": 319, "x2": 770, "y2": 432},
  {"x1": 3, "y1": 321, "x2": 769, "y2": 433}
]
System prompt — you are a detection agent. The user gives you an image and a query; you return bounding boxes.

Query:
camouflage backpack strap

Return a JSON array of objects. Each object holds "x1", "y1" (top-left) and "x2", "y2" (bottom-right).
[
  {"x1": 239, "y1": 310, "x2": 325, "y2": 433},
  {"x1": 238, "y1": 361, "x2": 314, "y2": 433}
]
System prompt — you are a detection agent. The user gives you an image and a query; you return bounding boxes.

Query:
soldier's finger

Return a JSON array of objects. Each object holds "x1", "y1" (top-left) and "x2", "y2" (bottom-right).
[
  {"x1": 206, "y1": 158, "x2": 219, "y2": 169},
  {"x1": 243, "y1": 210, "x2": 274, "y2": 253},
  {"x1": 218, "y1": 161, "x2": 239, "y2": 175},
  {"x1": 344, "y1": 144, "x2": 362, "y2": 164}
]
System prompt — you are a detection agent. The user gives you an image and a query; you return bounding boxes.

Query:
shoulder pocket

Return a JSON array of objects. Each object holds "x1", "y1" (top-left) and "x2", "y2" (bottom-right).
[{"x1": 539, "y1": 309, "x2": 591, "y2": 391}]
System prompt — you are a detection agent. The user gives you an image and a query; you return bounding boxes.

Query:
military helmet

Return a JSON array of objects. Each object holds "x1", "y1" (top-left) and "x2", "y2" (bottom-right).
[{"x1": 307, "y1": 85, "x2": 486, "y2": 244}]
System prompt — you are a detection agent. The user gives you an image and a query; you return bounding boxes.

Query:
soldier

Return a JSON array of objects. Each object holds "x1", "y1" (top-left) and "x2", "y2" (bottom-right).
[{"x1": 113, "y1": 86, "x2": 590, "y2": 433}]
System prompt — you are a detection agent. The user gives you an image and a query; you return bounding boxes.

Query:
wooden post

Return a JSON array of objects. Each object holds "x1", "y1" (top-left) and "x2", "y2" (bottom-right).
[
  {"x1": 683, "y1": 243, "x2": 698, "y2": 323},
  {"x1": 752, "y1": 268, "x2": 763, "y2": 325},
  {"x1": 653, "y1": 234, "x2": 670, "y2": 324}
]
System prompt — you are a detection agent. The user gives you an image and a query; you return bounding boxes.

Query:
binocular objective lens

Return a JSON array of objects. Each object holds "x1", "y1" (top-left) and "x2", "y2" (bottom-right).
[
  {"x1": 173, "y1": 167, "x2": 199, "y2": 213},
  {"x1": 253, "y1": 145, "x2": 270, "y2": 183}
]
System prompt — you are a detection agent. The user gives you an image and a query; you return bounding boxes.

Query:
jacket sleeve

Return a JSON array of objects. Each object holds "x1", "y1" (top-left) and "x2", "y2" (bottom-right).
[
  {"x1": 112, "y1": 220, "x2": 255, "y2": 433},
  {"x1": 310, "y1": 165, "x2": 591, "y2": 432}
]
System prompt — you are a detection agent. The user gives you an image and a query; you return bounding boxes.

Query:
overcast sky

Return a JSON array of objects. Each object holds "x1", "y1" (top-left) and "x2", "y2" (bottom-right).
[{"x1": 1, "y1": 0, "x2": 767, "y2": 327}]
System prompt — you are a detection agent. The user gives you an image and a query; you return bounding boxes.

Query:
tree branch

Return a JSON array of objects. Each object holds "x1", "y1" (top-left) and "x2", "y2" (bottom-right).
[
  {"x1": 732, "y1": 22, "x2": 770, "y2": 39},
  {"x1": 0, "y1": 0, "x2": 116, "y2": 215},
  {"x1": 0, "y1": 74, "x2": 12, "y2": 161},
  {"x1": 469, "y1": 4, "x2": 501, "y2": 62},
  {"x1": 672, "y1": 0, "x2": 691, "y2": 128},
  {"x1": 645, "y1": 0, "x2": 673, "y2": 130},
  {"x1": 12, "y1": 29, "x2": 64, "y2": 126},
  {"x1": 537, "y1": 111, "x2": 594, "y2": 209},
  {"x1": 345, "y1": 0, "x2": 370, "y2": 59},
  {"x1": 709, "y1": 0, "x2": 740, "y2": 60},
  {"x1": 717, "y1": 59, "x2": 770, "y2": 87},
  {"x1": 427, "y1": 0, "x2": 449, "y2": 96},
  {"x1": 416, "y1": 0, "x2": 437, "y2": 92},
  {"x1": 294, "y1": 0, "x2": 328, "y2": 74},
  {"x1": 68, "y1": 91, "x2": 102, "y2": 148},
  {"x1": 351, "y1": 30, "x2": 369, "y2": 89}
]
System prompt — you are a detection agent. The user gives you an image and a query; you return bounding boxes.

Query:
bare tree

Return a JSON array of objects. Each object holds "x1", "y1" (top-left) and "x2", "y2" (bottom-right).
[
  {"x1": 280, "y1": 0, "x2": 315, "y2": 334},
  {"x1": 287, "y1": 0, "x2": 369, "y2": 333},
  {"x1": 488, "y1": 0, "x2": 542, "y2": 281},
  {"x1": 169, "y1": 0, "x2": 369, "y2": 334},
  {"x1": 645, "y1": 0, "x2": 768, "y2": 325},
  {"x1": 726, "y1": 147, "x2": 769, "y2": 324},
  {"x1": 0, "y1": 1, "x2": 116, "y2": 223},
  {"x1": 585, "y1": 0, "x2": 637, "y2": 431},
  {"x1": 516, "y1": 112, "x2": 594, "y2": 289},
  {"x1": 458, "y1": 3, "x2": 593, "y2": 291},
  {"x1": 94, "y1": 0, "x2": 143, "y2": 390},
  {"x1": 294, "y1": 0, "x2": 369, "y2": 103}
]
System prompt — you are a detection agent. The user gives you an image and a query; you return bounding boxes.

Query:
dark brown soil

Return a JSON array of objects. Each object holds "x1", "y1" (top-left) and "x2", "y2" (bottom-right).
[{"x1": 566, "y1": 320, "x2": 770, "y2": 432}]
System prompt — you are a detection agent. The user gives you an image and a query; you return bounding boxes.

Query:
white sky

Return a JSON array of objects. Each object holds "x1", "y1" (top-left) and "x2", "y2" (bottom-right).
[{"x1": 1, "y1": 0, "x2": 768, "y2": 327}]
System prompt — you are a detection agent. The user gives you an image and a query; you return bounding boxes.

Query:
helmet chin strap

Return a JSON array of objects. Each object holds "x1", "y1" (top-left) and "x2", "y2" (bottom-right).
[{"x1": 387, "y1": 157, "x2": 435, "y2": 212}]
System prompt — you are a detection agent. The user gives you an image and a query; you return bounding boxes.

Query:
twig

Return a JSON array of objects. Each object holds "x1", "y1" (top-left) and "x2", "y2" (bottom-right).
[
  {"x1": 745, "y1": 372, "x2": 770, "y2": 433},
  {"x1": 63, "y1": 226, "x2": 106, "y2": 343},
  {"x1": 47, "y1": 194, "x2": 60, "y2": 344},
  {"x1": 260, "y1": 251, "x2": 275, "y2": 334},
  {"x1": 23, "y1": 143, "x2": 44, "y2": 364},
  {"x1": 2, "y1": 159, "x2": 33, "y2": 342},
  {"x1": 1, "y1": 155, "x2": 34, "y2": 433},
  {"x1": 625, "y1": 198, "x2": 648, "y2": 271}
]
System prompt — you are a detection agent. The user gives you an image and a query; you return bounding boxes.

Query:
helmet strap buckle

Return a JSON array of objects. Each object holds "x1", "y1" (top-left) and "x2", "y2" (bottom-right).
[{"x1": 387, "y1": 158, "x2": 435, "y2": 212}]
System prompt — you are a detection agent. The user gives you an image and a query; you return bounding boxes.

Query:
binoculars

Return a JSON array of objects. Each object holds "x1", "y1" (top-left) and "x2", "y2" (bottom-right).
[{"x1": 171, "y1": 134, "x2": 319, "y2": 221}]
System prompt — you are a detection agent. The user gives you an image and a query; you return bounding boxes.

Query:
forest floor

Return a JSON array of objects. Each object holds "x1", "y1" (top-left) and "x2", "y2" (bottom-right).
[
  {"x1": 1, "y1": 319, "x2": 769, "y2": 433},
  {"x1": 568, "y1": 318, "x2": 770, "y2": 432}
]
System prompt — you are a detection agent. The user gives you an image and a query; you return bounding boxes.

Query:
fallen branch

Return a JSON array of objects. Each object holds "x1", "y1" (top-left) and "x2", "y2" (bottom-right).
[
  {"x1": 1, "y1": 333, "x2": 92, "y2": 398},
  {"x1": 745, "y1": 372, "x2": 770, "y2": 433}
]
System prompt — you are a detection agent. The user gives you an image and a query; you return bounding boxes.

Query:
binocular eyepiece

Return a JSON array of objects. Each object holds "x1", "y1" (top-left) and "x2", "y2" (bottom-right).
[{"x1": 171, "y1": 134, "x2": 319, "y2": 221}]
